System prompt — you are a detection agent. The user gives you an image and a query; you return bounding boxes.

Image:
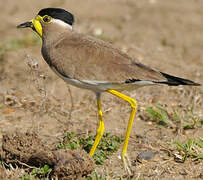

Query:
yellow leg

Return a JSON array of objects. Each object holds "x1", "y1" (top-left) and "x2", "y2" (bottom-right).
[
  {"x1": 89, "y1": 93, "x2": 105, "y2": 156},
  {"x1": 108, "y1": 89, "x2": 138, "y2": 174}
]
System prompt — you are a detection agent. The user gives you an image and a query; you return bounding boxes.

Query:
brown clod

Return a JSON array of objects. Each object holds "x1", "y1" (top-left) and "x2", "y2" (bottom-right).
[
  {"x1": 54, "y1": 149, "x2": 95, "y2": 180},
  {"x1": 2, "y1": 131, "x2": 56, "y2": 166}
]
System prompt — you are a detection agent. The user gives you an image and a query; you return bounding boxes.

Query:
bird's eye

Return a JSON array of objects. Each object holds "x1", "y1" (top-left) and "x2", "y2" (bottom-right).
[{"x1": 43, "y1": 15, "x2": 52, "y2": 23}]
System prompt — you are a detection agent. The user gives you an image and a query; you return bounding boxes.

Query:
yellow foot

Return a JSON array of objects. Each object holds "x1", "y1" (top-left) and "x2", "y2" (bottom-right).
[{"x1": 122, "y1": 152, "x2": 132, "y2": 175}]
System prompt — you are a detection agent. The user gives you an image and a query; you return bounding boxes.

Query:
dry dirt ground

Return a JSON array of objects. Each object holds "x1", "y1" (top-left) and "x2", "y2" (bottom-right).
[{"x1": 0, "y1": 0, "x2": 202, "y2": 179}]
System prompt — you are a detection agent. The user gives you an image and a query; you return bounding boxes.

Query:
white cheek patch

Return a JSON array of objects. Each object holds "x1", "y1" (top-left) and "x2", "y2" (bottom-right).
[{"x1": 52, "y1": 19, "x2": 72, "y2": 30}]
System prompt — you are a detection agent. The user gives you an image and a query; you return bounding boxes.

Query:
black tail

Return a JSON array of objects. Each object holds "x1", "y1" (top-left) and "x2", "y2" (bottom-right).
[{"x1": 157, "y1": 72, "x2": 200, "y2": 86}]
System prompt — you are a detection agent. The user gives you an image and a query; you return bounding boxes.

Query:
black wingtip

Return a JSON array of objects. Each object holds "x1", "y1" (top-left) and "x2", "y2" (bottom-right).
[{"x1": 159, "y1": 72, "x2": 201, "y2": 86}]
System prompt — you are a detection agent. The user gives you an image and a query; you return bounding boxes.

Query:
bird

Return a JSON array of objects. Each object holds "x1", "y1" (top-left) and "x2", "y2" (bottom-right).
[{"x1": 17, "y1": 8, "x2": 200, "y2": 174}]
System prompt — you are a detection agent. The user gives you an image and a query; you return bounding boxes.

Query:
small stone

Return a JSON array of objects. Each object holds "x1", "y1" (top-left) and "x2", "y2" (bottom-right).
[
  {"x1": 173, "y1": 151, "x2": 184, "y2": 163},
  {"x1": 149, "y1": 0, "x2": 157, "y2": 4},
  {"x1": 93, "y1": 28, "x2": 103, "y2": 36},
  {"x1": 27, "y1": 59, "x2": 39, "y2": 70},
  {"x1": 4, "y1": 95, "x2": 18, "y2": 107},
  {"x1": 137, "y1": 151, "x2": 158, "y2": 162}
]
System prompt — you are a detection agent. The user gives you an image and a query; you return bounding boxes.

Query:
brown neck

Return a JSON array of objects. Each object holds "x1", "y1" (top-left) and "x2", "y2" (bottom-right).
[{"x1": 41, "y1": 21, "x2": 72, "y2": 45}]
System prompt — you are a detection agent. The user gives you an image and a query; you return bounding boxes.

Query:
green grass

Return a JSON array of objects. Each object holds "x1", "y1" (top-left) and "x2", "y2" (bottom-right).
[
  {"x1": 21, "y1": 174, "x2": 31, "y2": 180},
  {"x1": 31, "y1": 165, "x2": 52, "y2": 178},
  {"x1": 1, "y1": 35, "x2": 40, "y2": 51},
  {"x1": 0, "y1": 33, "x2": 41, "y2": 62},
  {"x1": 168, "y1": 137, "x2": 203, "y2": 162},
  {"x1": 145, "y1": 104, "x2": 170, "y2": 126},
  {"x1": 86, "y1": 169, "x2": 107, "y2": 180},
  {"x1": 57, "y1": 132, "x2": 123, "y2": 165},
  {"x1": 181, "y1": 107, "x2": 202, "y2": 130},
  {"x1": 20, "y1": 165, "x2": 52, "y2": 180},
  {"x1": 145, "y1": 104, "x2": 202, "y2": 129}
]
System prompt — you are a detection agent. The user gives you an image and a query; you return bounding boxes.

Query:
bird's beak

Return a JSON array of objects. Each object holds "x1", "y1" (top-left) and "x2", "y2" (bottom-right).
[
  {"x1": 17, "y1": 21, "x2": 33, "y2": 28},
  {"x1": 17, "y1": 16, "x2": 43, "y2": 37}
]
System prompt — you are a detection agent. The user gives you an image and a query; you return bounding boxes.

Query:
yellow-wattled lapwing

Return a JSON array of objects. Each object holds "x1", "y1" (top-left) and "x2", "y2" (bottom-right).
[{"x1": 17, "y1": 8, "x2": 200, "y2": 174}]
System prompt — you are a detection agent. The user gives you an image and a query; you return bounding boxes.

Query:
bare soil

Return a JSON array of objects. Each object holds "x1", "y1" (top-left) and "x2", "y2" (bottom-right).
[
  {"x1": 1, "y1": 131, "x2": 95, "y2": 179},
  {"x1": 0, "y1": 0, "x2": 202, "y2": 179}
]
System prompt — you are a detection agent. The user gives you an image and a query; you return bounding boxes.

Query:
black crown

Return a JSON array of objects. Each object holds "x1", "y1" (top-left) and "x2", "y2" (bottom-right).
[{"x1": 38, "y1": 8, "x2": 74, "y2": 25}]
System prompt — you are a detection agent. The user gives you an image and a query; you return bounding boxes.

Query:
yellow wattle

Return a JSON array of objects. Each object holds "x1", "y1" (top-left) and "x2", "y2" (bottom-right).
[{"x1": 32, "y1": 15, "x2": 43, "y2": 37}]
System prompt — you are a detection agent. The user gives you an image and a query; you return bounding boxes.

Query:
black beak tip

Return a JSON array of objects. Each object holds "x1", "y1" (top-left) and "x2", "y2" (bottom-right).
[{"x1": 17, "y1": 21, "x2": 32, "y2": 28}]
